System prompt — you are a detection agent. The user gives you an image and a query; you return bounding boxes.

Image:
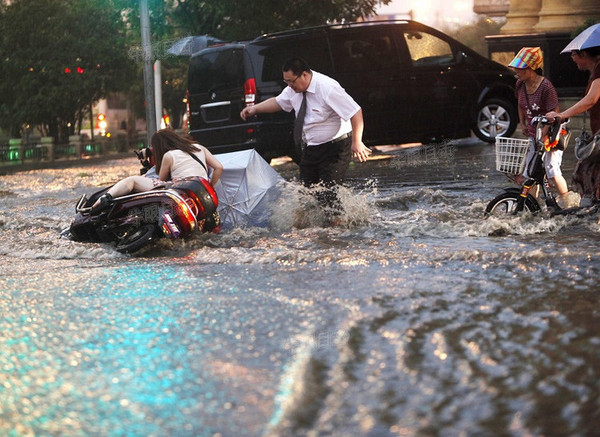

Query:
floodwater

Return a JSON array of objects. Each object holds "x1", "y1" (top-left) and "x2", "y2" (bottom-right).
[{"x1": 1, "y1": 139, "x2": 599, "y2": 436}]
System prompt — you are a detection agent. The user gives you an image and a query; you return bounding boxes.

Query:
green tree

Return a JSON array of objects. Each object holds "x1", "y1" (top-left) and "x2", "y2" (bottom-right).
[
  {"x1": 0, "y1": 0, "x2": 134, "y2": 140},
  {"x1": 170, "y1": 0, "x2": 392, "y2": 41}
]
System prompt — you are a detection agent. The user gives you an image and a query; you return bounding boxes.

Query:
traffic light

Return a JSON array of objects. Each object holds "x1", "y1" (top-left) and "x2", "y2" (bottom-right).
[{"x1": 96, "y1": 113, "x2": 107, "y2": 135}]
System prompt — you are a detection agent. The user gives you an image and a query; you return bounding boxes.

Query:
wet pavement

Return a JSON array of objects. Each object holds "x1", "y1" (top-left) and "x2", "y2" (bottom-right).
[{"x1": 1, "y1": 137, "x2": 599, "y2": 436}]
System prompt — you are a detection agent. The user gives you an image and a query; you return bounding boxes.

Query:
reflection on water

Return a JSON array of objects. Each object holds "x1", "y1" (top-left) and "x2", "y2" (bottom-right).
[{"x1": 1, "y1": 143, "x2": 599, "y2": 436}]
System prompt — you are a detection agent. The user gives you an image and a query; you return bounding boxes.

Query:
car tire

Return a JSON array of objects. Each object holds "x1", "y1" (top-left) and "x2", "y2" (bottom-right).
[{"x1": 473, "y1": 98, "x2": 517, "y2": 143}]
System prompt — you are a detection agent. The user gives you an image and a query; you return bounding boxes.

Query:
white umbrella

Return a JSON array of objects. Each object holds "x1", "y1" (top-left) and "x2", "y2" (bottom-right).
[
  {"x1": 167, "y1": 35, "x2": 222, "y2": 56},
  {"x1": 214, "y1": 149, "x2": 283, "y2": 228},
  {"x1": 561, "y1": 23, "x2": 600, "y2": 53}
]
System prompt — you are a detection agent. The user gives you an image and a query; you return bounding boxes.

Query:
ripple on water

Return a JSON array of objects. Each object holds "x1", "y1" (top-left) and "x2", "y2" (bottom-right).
[{"x1": 1, "y1": 153, "x2": 600, "y2": 435}]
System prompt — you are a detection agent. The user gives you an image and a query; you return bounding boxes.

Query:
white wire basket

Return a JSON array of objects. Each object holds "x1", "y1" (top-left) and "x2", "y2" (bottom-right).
[{"x1": 495, "y1": 137, "x2": 530, "y2": 174}]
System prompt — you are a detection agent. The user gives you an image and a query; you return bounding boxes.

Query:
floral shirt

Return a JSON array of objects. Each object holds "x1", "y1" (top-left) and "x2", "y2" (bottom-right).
[{"x1": 516, "y1": 78, "x2": 559, "y2": 138}]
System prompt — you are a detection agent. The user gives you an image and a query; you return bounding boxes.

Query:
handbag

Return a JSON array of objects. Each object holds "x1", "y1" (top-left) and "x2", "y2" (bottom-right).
[
  {"x1": 574, "y1": 131, "x2": 600, "y2": 161},
  {"x1": 574, "y1": 112, "x2": 600, "y2": 162}
]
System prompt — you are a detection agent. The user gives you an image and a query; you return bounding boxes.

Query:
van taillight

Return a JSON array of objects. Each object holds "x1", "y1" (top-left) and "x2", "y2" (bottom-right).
[{"x1": 244, "y1": 78, "x2": 256, "y2": 106}]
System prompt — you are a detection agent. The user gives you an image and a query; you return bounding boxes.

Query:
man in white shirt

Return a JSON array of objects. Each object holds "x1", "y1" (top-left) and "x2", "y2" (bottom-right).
[{"x1": 240, "y1": 57, "x2": 371, "y2": 219}]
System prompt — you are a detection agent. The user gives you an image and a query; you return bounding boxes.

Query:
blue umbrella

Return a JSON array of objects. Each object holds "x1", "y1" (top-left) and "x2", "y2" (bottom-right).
[{"x1": 561, "y1": 23, "x2": 600, "y2": 53}]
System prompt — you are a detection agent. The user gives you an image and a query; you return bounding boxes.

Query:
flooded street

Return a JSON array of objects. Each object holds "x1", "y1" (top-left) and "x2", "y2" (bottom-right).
[{"x1": 1, "y1": 139, "x2": 599, "y2": 436}]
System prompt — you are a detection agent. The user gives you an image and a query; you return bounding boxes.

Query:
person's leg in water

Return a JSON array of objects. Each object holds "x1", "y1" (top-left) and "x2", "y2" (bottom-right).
[
  {"x1": 544, "y1": 149, "x2": 568, "y2": 196},
  {"x1": 572, "y1": 159, "x2": 600, "y2": 206},
  {"x1": 91, "y1": 175, "x2": 156, "y2": 210},
  {"x1": 544, "y1": 149, "x2": 580, "y2": 208},
  {"x1": 299, "y1": 139, "x2": 352, "y2": 223}
]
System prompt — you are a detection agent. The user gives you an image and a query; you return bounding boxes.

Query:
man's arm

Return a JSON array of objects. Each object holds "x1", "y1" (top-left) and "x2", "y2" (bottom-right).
[
  {"x1": 350, "y1": 109, "x2": 371, "y2": 162},
  {"x1": 240, "y1": 97, "x2": 282, "y2": 121}
]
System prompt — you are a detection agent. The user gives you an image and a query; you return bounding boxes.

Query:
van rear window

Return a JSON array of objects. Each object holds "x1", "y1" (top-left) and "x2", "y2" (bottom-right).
[
  {"x1": 189, "y1": 49, "x2": 244, "y2": 94},
  {"x1": 259, "y1": 37, "x2": 332, "y2": 82}
]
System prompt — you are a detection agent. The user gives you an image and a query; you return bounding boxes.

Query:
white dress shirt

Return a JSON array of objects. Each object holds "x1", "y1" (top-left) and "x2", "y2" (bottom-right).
[{"x1": 276, "y1": 71, "x2": 360, "y2": 146}]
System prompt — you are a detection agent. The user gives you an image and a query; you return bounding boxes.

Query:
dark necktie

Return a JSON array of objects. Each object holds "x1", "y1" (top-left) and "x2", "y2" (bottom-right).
[{"x1": 294, "y1": 92, "x2": 307, "y2": 147}]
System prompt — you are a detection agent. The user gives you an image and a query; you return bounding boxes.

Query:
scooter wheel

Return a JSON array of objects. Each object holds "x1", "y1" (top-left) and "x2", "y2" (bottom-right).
[{"x1": 115, "y1": 224, "x2": 157, "y2": 254}]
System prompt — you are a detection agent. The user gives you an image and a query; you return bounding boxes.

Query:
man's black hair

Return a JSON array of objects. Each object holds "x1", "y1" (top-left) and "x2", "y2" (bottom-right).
[{"x1": 282, "y1": 57, "x2": 312, "y2": 76}]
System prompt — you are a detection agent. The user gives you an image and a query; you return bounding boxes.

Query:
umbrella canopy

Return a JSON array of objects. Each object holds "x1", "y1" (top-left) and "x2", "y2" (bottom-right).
[
  {"x1": 561, "y1": 23, "x2": 600, "y2": 53},
  {"x1": 167, "y1": 35, "x2": 222, "y2": 57},
  {"x1": 214, "y1": 149, "x2": 283, "y2": 228}
]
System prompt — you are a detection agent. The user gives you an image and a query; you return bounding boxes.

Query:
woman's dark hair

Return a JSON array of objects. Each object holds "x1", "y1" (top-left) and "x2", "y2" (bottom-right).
[
  {"x1": 580, "y1": 47, "x2": 600, "y2": 57},
  {"x1": 282, "y1": 57, "x2": 311, "y2": 76},
  {"x1": 150, "y1": 129, "x2": 201, "y2": 172}
]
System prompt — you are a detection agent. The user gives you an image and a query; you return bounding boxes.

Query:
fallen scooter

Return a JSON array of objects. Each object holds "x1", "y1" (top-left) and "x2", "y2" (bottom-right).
[{"x1": 64, "y1": 177, "x2": 220, "y2": 254}]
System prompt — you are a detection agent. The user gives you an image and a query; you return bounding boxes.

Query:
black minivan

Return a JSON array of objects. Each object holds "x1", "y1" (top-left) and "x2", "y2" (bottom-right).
[{"x1": 187, "y1": 20, "x2": 518, "y2": 161}]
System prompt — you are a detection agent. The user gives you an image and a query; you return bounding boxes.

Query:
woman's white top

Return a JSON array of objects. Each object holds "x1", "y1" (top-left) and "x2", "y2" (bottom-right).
[{"x1": 165, "y1": 146, "x2": 208, "y2": 180}]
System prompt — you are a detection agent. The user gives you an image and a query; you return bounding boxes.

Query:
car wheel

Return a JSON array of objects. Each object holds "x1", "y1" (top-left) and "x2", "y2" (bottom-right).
[{"x1": 473, "y1": 98, "x2": 517, "y2": 143}]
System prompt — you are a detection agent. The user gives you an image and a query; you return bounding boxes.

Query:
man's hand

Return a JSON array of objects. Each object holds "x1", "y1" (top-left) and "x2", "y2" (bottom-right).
[
  {"x1": 240, "y1": 98, "x2": 282, "y2": 121},
  {"x1": 351, "y1": 141, "x2": 372, "y2": 162},
  {"x1": 240, "y1": 106, "x2": 255, "y2": 121}
]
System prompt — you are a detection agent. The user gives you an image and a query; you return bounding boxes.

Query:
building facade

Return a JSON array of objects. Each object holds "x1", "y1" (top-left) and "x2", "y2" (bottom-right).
[{"x1": 478, "y1": 0, "x2": 600, "y2": 95}]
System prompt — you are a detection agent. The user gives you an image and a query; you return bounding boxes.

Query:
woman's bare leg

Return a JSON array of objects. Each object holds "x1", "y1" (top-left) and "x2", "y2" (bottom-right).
[{"x1": 92, "y1": 176, "x2": 155, "y2": 208}]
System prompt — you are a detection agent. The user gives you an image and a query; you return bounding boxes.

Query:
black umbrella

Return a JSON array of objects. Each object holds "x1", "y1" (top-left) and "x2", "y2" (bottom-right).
[{"x1": 167, "y1": 35, "x2": 222, "y2": 56}]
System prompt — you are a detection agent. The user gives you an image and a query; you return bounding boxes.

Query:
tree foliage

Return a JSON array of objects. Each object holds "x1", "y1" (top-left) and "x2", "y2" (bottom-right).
[
  {"x1": 0, "y1": 0, "x2": 392, "y2": 137},
  {"x1": 170, "y1": 0, "x2": 392, "y2": 41},
  {"x1": 0, "y1": 0, "x2": 133, "y2": 139}
]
